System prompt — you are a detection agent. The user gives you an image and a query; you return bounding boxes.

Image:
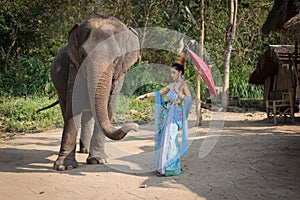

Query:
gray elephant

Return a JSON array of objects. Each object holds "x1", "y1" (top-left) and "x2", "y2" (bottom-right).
[
  {"x1": 50, "y1": 15, "x2": 140, "y2": 171},
  {"x1": 79, "y1": 111, "x2": 94, "y2": 153},
  {"x1": 36, "y1": 103, "x2": 93, "y2": 154}
]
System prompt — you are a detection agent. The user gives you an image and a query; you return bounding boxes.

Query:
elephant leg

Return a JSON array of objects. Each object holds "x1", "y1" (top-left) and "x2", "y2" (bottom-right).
[
  {"x1": 58, "y1": 97, "x2": 67, "y2": 122},
  {"x1": 53, "y1": 113, "x2": 81, "y2": 170},
  {"x1": 79, "y1": 111, "x2": 94, "y2": 153},
  {"x1": 108, "y1": 74, "x2": 125, "y2": 119},
  {"x1": 53, "y1": 64, "x2": 82, "y2": 171},
  {"x1": 86, "y1": 123, "x2": 108, "y2": 164}
]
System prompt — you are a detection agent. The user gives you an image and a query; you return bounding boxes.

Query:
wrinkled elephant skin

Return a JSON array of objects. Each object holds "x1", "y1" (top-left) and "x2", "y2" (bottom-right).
[{"x1": 50, "y1": 15, "x2": 140, "y2": 170}]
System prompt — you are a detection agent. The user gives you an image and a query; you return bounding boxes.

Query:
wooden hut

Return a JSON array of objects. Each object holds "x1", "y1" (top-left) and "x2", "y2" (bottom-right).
[
  {"x1": 249, "y1": 0, "x2": 300, "y2": 123},
  {"x1": 249, "y1": 45, "x2": 300, "y2": 123},
  {"x1": 284, "y1": 13, "x2": 300, "y2": 42},
  {"x1": 249, "y1": 45, "x2": 300, "y2": 108}
]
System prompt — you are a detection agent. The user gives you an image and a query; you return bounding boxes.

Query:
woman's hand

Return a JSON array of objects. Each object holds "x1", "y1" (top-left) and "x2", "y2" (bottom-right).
[{"x1": 136, "y1": 94, "x2": 147, "y2": 100}]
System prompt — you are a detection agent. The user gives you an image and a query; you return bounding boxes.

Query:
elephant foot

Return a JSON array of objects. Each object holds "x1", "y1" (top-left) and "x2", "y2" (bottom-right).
[
  {"x1": 79, "y1": 147, "x2": 88, "y2": 154},
  {"x1": 86, "y1": 157, "x2": 107, "y2": 165},
  {"x1": 79, "y1": 140, "x2": 89, "y2": 154},
  {"x1": 53, "y1": 157, "x2": 78, "y2": 171}
]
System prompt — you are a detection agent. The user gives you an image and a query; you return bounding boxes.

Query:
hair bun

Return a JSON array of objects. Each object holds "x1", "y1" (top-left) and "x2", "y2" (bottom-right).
[{"x1": 175, "y1": 38, "x2": 186, "y2": 66}]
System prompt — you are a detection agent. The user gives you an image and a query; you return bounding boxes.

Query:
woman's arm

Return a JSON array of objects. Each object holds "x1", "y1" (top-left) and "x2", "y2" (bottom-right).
[
  {"x1": 136, "y1": 86, "x2": 170, "y2": 100},
  {"x1": 176, "y1": 82, "x2": 192, "y2": 99}
]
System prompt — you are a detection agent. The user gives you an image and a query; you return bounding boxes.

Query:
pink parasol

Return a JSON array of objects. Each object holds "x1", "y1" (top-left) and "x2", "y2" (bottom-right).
[{"x1": 186, "y1": 48, "x2": 217, "y2": 97}]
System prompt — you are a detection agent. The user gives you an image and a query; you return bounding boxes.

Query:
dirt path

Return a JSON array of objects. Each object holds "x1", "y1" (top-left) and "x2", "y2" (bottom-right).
[{"x1": 0, "y1": 109, "x2": 300, "y2": 200}]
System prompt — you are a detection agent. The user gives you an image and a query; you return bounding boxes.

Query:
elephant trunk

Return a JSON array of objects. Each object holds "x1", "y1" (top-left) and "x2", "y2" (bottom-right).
[{"x1": 93, "y1": 65, "x2": 138, "y2": 140}]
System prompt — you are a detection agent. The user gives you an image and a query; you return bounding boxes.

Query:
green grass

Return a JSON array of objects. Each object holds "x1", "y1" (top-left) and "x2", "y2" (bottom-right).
[
  {"x1": 0, "y1": 96, "x2": 63, "y2": 133},
  {"x1": 0, "y1": 94, "x2": 266, "y2": 139},
  {"x1": 0, "y1": 95, "x2": 156, "y2": 135}
]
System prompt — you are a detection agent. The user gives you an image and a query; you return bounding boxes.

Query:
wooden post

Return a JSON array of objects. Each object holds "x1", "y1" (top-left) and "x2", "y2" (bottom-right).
[
  {"x1": 294, "y1": 41, "x2": 298, "y2": 110},
  {"x1": 196, "y1": 0, "x2": 205, "y2": 126},
  {"x1": 185, "y1": 4, "x2": 204, "y2": 126}
]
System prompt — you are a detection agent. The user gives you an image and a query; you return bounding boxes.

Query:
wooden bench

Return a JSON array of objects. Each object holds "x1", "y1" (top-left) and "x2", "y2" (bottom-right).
[{"x1": 266, "y1": 90, "x2": 294, "y2": 124}]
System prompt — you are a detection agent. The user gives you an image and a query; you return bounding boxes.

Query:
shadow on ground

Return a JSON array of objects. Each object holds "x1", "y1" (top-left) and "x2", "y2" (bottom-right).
[{"x1": 0, "y1": 112, "x2": 300, "y2": 199}]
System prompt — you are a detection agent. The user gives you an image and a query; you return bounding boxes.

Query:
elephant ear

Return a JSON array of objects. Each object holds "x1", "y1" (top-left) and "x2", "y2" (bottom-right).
[
  {"x1": 111, "y1": 28, "x2": 139, "y2": 79},
  {"x1": 68, "y1": 23, "x2": 92, "y2": 71},
  {"x1": 67, "y1": 24, "x2": 81, "y2": 70},
  {"x1": 110, "y1": 28, "x2": 139, "y2": 81},
  {"x1": 121, "y1": 27, "x2": 140, "y2": 71}
]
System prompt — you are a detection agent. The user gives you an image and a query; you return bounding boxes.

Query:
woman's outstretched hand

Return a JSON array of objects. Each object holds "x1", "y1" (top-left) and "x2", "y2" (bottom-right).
[{"x1": 136, "y1": 94, "x2": 147, "y2": 100}]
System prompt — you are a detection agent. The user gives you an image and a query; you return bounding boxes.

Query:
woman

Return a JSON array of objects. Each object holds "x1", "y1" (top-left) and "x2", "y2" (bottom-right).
[{"x1": 137, "y1": 52, "x2": 192, "y2": 176}]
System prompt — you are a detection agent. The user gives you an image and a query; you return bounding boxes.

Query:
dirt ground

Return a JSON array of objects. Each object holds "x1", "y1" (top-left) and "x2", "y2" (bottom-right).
[{"x1": 0, "y1": 107, "x2": 300, "y2": 200}]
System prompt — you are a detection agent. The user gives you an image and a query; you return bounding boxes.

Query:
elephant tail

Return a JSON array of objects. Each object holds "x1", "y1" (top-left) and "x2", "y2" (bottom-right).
[{"x1": 36, "y1": 100, "x2": 59, "y2": 113}]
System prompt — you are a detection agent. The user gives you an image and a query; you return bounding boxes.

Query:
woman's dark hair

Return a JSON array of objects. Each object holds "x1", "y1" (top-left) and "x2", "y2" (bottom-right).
[{"x1": 171, "y1": 63, "x2": 184, "y2": 75}]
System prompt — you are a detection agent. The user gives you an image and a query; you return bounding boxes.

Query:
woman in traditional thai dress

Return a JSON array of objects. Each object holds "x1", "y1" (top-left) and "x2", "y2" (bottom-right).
[{"x1": 137, "y1": 46, "x2": 192, "y2": 176}]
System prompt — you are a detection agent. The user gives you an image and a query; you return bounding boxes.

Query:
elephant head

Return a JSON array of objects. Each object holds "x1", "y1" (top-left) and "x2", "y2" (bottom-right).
[{"x1": 67, "y1": 15, "x2": 140, "y2": 140}]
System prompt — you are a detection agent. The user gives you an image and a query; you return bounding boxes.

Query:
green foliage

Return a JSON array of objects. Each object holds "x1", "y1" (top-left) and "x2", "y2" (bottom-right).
[
  {"x1": 0, "y1": 0, "x2": 100, "y2": 72},
  {"x1": 122, "y1": 62, "x2": 171, "y2": 96},
  {"x1": 0, "y1": 56, "x2": 54, "y2": 96},
  {"x1": 0, "y1": 96, "x2": 62, "y2": 133},
  {"x1": 228, "y1": 57, "x2": 262, "y2": 98},
  {"x1": 0, "y1": 0, "x2": 295, "y2": 133},
  {"x1": 0, "y1": 95, "x2": 155, "y2": 134},
  {"x1": 122, "y1": 61, "x2": 206, "y2": 99},
  {"x1": 113, "y1": 95, "x2": 156, "y2": 123},
  {"x1": 1, "y1": 0, "x2": 286, "y2": 99}
]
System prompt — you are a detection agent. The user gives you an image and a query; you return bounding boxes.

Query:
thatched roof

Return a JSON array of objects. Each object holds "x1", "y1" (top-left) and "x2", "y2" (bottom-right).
[
  {"x1": 284, "y1": 13, "x2": 300, "y2": 42},
  {"x1": 262, "y1": 0, "x2": 300, "y2": 35},
  {"x1": 262, "y1": 0, "x2": 289, "y2": 34},
  {"x1": 249, "y1": 45, "x2": 300, "y2": 84}
]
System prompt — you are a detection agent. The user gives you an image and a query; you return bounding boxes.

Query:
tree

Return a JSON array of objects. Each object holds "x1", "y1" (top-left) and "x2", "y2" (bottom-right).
[
  {"x1": 222, "y1": 0, "x2": 238, "y2": 108},
  {"x1": 185, "y1": 0, "x2": 205, "y2": 126}
]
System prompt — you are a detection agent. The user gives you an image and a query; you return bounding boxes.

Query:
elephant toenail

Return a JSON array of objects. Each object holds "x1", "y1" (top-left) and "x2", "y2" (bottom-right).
[{"x1": 66, "y1": 165, "x2": 74, "y2": 170}]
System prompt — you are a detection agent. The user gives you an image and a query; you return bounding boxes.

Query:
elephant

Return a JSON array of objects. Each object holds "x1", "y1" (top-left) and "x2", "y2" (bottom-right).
[
  {"x1": 37, "y1": 103, "x2": 93, "y2": 154},
  {"x1": 50, "y1": 14, "x2": 140, "y2": 171},
  {"x1": 79, "y1": 111, "x2": 94, "y2": 154}
]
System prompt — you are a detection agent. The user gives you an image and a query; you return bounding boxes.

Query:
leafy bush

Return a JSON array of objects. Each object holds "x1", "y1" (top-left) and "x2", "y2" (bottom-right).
[
  {"x1": 229, "y1": 58, "x2": 264, "y2": 98},
  {"x1": 0, "y1": 95, "x2": 157, "y2": 134},
  {"x1": 0, "y1": 56, "x2": 55, "y2": 96},
  {"x1": 112, "y1": 94, "x2": 156, "y2": 123},
  {"x1": 0, "y1": 96, "x2": 62, "y2": 133},
  {"x1": 0, "y1": 1, "x2": 294, "y2": 135}
]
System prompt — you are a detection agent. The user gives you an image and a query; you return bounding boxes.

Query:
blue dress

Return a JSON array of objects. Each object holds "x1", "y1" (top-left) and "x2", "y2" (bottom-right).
[{"x1": 154, "y1": 90, "x2": 192, "y2": 176}]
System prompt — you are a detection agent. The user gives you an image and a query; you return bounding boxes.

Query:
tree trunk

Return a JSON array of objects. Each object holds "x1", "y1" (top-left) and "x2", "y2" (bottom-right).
[
  {"x1": 185, "y1": 4, "x2": 205, "y2": 126},
  {"x1": 196, "y1": 0, "x2": 205, "y2": 126},
  {"x1": 4, "y1": 34, "x2": 17, "y2": 73},
  {"x1": 222, "y1": 0, "x2": 238, "y2": 108}
]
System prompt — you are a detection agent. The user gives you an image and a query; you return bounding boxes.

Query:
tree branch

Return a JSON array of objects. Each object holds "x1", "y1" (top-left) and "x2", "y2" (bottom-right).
[{"x1": 185, "y1": 6, "x2": 200, "y2": 32}]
